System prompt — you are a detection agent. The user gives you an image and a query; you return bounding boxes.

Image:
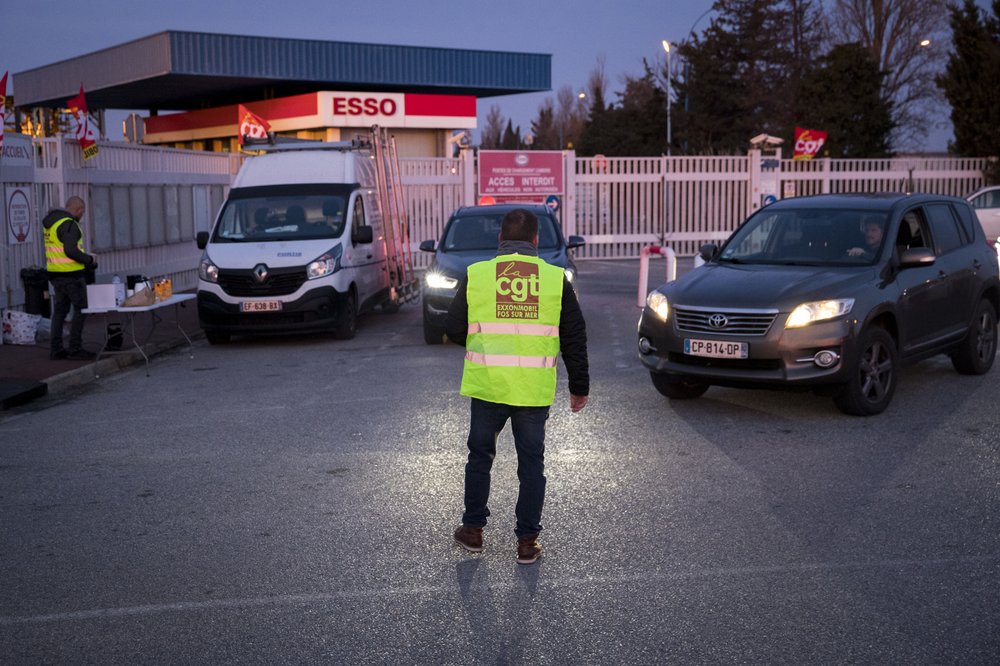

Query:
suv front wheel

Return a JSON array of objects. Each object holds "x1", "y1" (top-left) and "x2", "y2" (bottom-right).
[{"x1": 834, "y1": 326, "x2": 897, "y2": 416}]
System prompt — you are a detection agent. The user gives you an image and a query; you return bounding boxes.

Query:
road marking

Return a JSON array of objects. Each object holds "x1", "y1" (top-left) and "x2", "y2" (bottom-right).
[{"x1": 3, "y1": 553, "x2": 996, "y2": 625}]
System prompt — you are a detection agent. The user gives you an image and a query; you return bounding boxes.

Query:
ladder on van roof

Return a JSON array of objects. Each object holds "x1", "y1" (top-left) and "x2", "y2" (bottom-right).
[{"x1": 369, "y1": 125, "x2": 419, "y2": 307}]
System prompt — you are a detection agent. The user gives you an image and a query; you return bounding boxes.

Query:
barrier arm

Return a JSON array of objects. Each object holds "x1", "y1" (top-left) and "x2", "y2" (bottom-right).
[{"x1": 637, "y1": 245, "x2": 677, "y2": 308}]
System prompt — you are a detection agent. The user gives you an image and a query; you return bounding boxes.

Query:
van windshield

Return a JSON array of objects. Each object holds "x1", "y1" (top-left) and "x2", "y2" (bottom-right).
[{"x1": 212, "y1": 192, "x2": 349, "y2": 242}]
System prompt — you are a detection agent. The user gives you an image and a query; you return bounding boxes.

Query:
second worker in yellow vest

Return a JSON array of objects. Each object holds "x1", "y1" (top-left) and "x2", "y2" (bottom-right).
[{"x1": 446, "y1": 208, "x2": 589, "y2": 565}]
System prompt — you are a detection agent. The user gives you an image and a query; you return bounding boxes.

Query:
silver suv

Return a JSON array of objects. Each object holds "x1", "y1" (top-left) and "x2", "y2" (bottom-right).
[{"x1": 637, "y1": 193, "x2": 1000, "y2": 415}]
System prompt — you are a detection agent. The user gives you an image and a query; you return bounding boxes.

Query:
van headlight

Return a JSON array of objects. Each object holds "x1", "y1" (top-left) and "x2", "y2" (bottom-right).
[
  {"x1": 307, "y1": 244, "x2": 343, "y2": 279},
  {"x1": 646, "y1": 291, "x2": 670, "y2": 321},
  {"x1": 198, "y1": 256, "x2": 219, "y2": 283},
  {"x1": 425, "y1": 271, "x2": 458, "y2": 290},
  {"x1": 786, "y1": 299, "x2": 854, "y2": 328}
]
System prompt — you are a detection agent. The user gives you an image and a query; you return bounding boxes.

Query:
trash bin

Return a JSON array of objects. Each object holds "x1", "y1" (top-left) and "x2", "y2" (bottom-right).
[{"x1": 20, "y1": 267, "x2": 51, "y2": 317}]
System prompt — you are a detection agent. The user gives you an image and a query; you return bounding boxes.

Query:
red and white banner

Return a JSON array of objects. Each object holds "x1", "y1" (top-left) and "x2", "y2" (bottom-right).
[
  {"x1": 0, "y1": 71, "x2": 7, "y2": 152},
  {"x1": 66, "y1": 85, "x2": 99, "y2": 161},
  {"x1": 237, "y1": 104, "x2": 271, "y2": 145},
  {"x1": 793, "y1": 127, "x2": 827, "y2": 161}
]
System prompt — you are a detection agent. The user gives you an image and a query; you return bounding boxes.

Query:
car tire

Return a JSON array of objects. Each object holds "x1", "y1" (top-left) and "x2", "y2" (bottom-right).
[
  {"x1": 204, "y1": 330, "x2": 230, "y2": 345},
  {"x1": 333, "y1": 290, "x2": 358, "y2": 340},
  {"x1": 833, "y1": 326, "x2": 897, "y2": 416},
  {"x1": 950, "y1": 299, "x2": 997, "y2": 375},
  {"x1": 650, "y1": 372, "x2": 709, "y2": 399},
  {"x1": 423, "y1": 319, "x2": 446, "y2": 345}
]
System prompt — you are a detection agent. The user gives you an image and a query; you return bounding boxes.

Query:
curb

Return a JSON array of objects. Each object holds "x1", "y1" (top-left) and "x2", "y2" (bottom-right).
[{"x1": 43, "y1": 333, "x2": 203, "y2": 398}]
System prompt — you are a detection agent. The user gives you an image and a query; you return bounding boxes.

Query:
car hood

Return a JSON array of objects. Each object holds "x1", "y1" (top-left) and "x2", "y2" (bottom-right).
[
  {"x1": 206, "y1": 240, "x2": 335, "y2": 269},
  {"x1": 431, "y1": 248, "x2": 569, "y2": 277},
  {"x1": 663, "y1": 263, "x2": 875, "y2": 310}
]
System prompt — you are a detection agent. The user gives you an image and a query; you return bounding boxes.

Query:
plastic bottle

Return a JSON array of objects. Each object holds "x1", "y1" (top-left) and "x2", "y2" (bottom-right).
[{"x1": 112, "y1": 274, "x2": 125, "y2": 306}]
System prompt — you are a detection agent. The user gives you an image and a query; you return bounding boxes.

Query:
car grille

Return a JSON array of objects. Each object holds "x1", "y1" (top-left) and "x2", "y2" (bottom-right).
[
  {"x1": 217, "y1": 267, "x2": 307, "y2": 297},
  {"x1": 674, "y1": 306, "x2": 778, "y2": 336}
]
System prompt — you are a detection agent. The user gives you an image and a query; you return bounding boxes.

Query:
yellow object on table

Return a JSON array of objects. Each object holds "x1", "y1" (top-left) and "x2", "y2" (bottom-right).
[{"x1": 154, "y1": 278, "x2": 173, "y2": 302}]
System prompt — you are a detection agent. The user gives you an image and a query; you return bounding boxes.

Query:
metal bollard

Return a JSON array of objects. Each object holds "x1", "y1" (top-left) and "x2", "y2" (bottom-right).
[{"x1": 637, "y1": 245, "x2": 676, "y2": 308}]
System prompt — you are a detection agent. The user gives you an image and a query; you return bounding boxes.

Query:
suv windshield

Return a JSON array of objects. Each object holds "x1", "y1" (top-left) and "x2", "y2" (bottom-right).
[
  {"x1": 443, "y1": 213, "x2": 561, "y2": 251},
  {"x1": 212, "y1": 191, "x2": 350, "y2": 242},
  {"x1": 719, "y1": 208, "x2": 889, "y2": 266}
]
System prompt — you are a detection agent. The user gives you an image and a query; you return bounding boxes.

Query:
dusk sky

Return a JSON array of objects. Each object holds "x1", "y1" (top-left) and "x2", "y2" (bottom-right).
[{"x1": 3, "y1": 0, "x2": 981, "y2": 151}]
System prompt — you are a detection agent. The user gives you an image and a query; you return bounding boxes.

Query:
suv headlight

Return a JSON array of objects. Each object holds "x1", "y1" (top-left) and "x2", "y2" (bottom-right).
[
  {"x1": 425, "y1": 271, "x2": 459, "y2": 290},
  {"x1": 307, "y1": 244, "x2": 343, "y2": 279},
  {"x1": 198, "y1": 256, "x2": 219, "y2": 283},
  {"x1": 646, "y1": 291, "x2": 670, "y2": 321},
  {"x1": 786, "y1": 299, "x2": 854, "y2": 328}
]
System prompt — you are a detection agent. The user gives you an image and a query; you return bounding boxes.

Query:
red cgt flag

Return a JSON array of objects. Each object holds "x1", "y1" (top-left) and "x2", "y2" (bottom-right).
[
  {"x1": 793, "y1": 127, "x2": 827, "y2": 161},
  {"x1": 238, "y1": 104, "x2": 271, "y2": 145},
  {"x1": 66, "y1": 85, "x2": 99, "y2": 160}
]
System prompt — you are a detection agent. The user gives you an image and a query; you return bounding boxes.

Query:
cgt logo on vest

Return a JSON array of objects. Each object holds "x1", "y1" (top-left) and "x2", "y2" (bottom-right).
[{"x1": 495, "y1": 261, "x2": 540, "y2": 320}]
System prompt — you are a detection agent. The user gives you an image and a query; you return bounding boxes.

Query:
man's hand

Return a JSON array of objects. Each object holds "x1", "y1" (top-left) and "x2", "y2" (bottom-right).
[{"x1": 570, "y1": 394, "x2": 588, "y2": 413}]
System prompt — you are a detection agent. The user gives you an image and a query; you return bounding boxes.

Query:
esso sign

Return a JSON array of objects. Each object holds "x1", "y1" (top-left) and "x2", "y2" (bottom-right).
[{"x1": 332, "y1": 96, "x2": 398, "y2": 117}]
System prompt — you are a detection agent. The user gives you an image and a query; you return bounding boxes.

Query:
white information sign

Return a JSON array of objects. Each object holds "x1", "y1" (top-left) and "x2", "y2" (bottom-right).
[{"x1": 6, "y1": 185, "x2": 34, "y2": 245}]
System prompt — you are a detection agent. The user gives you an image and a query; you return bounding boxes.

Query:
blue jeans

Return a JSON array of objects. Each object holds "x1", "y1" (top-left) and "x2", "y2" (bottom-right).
[
  {"x1": 49, "y1": 274, "x2": 88, "y2": 354},
  {"x1": 462, "y1": 398, "x2": 550, "y2": 539}
]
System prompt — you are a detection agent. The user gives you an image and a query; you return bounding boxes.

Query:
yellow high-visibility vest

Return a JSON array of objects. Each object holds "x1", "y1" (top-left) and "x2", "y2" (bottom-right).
[
  {"x1": 460, "y1": 254, "x2": 564, "y2": 406},
  {"x1": 44, "y1": 217, "x2": 86, "y2": 273}
]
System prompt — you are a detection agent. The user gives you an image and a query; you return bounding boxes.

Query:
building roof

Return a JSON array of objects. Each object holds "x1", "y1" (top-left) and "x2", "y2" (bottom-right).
[{"x1": 14, "y1": 30, "x2": 551, "y2": 110}]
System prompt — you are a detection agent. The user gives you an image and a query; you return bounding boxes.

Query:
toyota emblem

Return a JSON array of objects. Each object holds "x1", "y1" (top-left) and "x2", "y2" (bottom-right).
[
  {"x1": 708, "y1": 313, "x2": 728, "y2": 329},
  {"x1": 253, "y1": 264, "x2": 269, "y2": 283}
]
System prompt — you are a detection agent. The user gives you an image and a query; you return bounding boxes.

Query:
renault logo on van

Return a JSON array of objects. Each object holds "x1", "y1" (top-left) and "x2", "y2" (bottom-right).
[{"x1": 253, "y1": 264, "x2": 269, "y2": 283}]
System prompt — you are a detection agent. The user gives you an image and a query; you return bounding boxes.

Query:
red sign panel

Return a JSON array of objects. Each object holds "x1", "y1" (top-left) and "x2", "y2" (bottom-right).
[{"x1": 478, "y1": 151, "x2": 564, "y2": 197}]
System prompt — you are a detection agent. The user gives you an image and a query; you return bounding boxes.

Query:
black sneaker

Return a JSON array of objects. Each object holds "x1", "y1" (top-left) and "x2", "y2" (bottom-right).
[
  {"x1": 454, "y1": 525, "x2": 484, "y2": 553},
  {"x1": 50, "y1": 350, "x2": 68, "y2": 360},
  {"x1": 517, "y1": 536, "x2": 541, "y2": 565},
  {"x1": 66, "y1": 349, "x2": 97, "y2": 360}
]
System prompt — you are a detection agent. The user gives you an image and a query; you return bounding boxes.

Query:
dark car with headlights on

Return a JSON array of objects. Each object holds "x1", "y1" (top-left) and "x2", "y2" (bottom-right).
[
  {"x1": 637, "y1": 193, "x2": 999, "y2": 415},
  {"x1": 419, "y1": 204, "x2": 584, "y2": 344}
]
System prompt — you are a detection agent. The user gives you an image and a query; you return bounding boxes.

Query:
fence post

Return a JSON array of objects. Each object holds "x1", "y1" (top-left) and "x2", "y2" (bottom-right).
[
  {"x1": 462, "y1": 147, "x2": 476, "y2": 207},
  {"x1": 564, "y1": 149, "x2": 577, "y2": 237}
]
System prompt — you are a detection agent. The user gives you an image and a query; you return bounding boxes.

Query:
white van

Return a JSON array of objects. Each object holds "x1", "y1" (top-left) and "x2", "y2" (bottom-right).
[{"x1": 195, "y1": 136, "x2": 413, "y2": 343}]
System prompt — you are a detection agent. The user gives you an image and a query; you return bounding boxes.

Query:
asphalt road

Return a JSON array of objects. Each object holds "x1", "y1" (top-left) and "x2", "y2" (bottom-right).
[{"x1": 2, "y1": 259, "x2": 998, "y2": 664}]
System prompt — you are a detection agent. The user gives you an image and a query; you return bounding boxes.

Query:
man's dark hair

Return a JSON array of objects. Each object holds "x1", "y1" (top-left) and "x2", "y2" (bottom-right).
[{"x1": 500, "y1": 209, "x2": 538, "y2": 242}]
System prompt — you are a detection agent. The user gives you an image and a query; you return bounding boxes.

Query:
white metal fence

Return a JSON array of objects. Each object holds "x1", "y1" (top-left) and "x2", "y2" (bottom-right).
[{"x1": 1, "y1": 134, "x2": 990, "y2": 312}]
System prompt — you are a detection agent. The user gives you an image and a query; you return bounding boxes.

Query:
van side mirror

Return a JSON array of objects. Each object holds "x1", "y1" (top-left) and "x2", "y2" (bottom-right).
[
  {"x1": 196, "y1": 231, "x2": 209, "y2": 250},
  {"x1": 353, "y1": 225, "x2": 374, "y2": 245},
  {"x1": 566, "y1": 235, "x2": 585, "y2": 249},
  {"x1": 699, "y1": 243, "x2": 718, "y2": 262},
  {"x1": 419, "y1": 240, "x2": 435, "y2": 252}
]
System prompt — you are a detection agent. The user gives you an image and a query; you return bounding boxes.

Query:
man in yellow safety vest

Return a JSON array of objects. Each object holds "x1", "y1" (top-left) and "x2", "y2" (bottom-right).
[
  {"x1": 446, "y1": 208, "x2": 589, "y2": 565},
  {"x1": 43, "y1": 196, "x2": 98, "y2": 360}
]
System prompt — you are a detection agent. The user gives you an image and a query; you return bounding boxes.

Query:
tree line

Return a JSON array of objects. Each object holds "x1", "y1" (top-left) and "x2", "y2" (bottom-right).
[{"x1": 480, "y1": 0, "x2": 999, "y2": 178}]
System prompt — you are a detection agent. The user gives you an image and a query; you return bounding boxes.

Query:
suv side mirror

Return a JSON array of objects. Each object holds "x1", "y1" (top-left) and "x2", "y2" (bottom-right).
[
  {"x1": 353, "y1": 225, "x2": 374, "y2": 245},
  {"x1": 419, "y1": 239, "x2": 435, "y2": 252},
  {"x1": 699, "y1": 243, "x2": 719, "y2": 262},
  {"x1": 566, "y1": 235, "x2": 585, "y2": 249},
  {"x1": 898, "y1": 247, "x2": 935, "y2": 268},
  {"x1": 196, "y1": 231, "x2": 209, "y2": 250}
]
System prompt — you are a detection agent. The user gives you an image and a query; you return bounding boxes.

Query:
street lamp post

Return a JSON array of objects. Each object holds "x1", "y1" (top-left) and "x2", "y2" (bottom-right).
[{"x1": 661, "y1": 40, "x2": 672, "y2": 156}]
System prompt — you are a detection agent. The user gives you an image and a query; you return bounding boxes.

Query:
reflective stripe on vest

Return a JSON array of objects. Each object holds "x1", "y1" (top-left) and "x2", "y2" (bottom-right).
[
  {"x1": 44, "y1": 217, "x2": 86, "y2": 273},
  {"x1": 460, "y1": 254, "x2": 564, "y2": 407}
]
